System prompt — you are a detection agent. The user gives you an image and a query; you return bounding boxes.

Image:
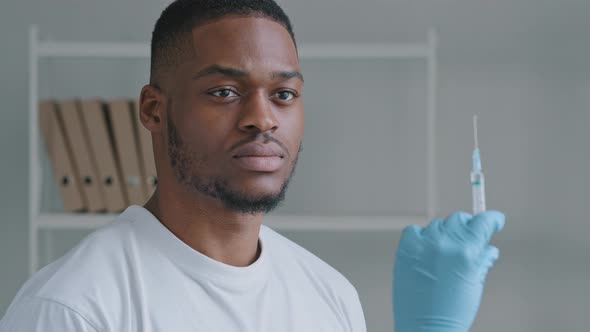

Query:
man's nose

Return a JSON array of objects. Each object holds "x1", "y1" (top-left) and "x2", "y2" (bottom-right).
[{"x1": 238, "y1": 90, "x2": 279, "y2": 134}]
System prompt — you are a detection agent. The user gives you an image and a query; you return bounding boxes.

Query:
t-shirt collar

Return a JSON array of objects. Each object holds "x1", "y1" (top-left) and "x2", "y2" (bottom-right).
[{"x1": 121, "y1": 205, "x2": 271, "y2": 293}]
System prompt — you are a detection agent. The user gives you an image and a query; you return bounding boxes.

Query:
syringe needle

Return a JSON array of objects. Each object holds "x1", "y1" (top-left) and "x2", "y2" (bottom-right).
[{"x1": 473, "y1": 115, "x2": 479, "y2": 149}]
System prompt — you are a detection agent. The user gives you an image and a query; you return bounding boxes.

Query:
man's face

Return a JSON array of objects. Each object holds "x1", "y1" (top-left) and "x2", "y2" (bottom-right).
[{"x1": 164, "y1": 16, "x2": 304, "y2": 214}]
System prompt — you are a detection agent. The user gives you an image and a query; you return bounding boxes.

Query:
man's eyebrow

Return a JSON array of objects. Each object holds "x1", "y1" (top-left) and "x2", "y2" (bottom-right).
[
  {"x1": 192, "y1": 64, "x2": 304, "y2": 83},
  {"x1": 272, "y1": 70, "x2": 304, "y2": 83},
  {"x1": 192, "y1": 65, "x2": 247, "y2": 80}
]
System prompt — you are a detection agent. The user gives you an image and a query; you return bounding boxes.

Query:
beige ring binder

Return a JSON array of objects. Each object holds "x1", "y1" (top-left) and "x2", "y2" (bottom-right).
[
  {"x1": 79, "y1": 99, "x2": 128, "y2": 212},
  {"x1": 107, "y1": 99, "x2": 147, "y2": 206},
  {"x1": 57, "y1": 99, "x2": 106, "y2": 212},
  {"x1": 38, "y1": 100, "x2": 87, "y2": 212}
]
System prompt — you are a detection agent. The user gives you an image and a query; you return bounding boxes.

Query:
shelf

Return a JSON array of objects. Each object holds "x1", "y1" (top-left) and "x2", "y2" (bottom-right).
[
  {"x1": 34, "y1": 213, "x2": 426, "y2": 232},
  {"x1": 28, "y1": 24, "x2": 437, "y2": 274},
  {"x1": 300, "y1": 43, "x2": 431, "y2": 59},
  {"x1": 38, "y1": 42, "x2": 149, "y2": 58},
  {"x1": 37, "y1": 41, "x2": 432, "y2": 59}
]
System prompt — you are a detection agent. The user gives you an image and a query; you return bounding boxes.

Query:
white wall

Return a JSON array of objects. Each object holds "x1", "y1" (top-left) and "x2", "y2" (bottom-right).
[{"x1": 1, "y1": 1, "x2": 589, "y2": 331}]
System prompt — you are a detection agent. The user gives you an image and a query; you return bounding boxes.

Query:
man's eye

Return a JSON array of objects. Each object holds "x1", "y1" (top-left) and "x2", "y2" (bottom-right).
[
  {"x1": 275, "y1": 90, "x2": 296, "y2": 101},
  {"x1": 209, "y1": 89, "x2": 239, "y2": 98}
]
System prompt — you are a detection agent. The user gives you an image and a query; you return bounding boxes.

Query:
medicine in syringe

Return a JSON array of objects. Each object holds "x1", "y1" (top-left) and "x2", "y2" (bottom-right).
[{"x1": 471, "y1": 115, "x2": 486, "y2": 214}]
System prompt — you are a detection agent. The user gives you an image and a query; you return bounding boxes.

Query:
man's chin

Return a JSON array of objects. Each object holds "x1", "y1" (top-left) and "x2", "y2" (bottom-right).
[
  {"x1": 218, "y1": 192, "x2": 286, "y2": 215},
  {"x1": 212, "y1": 180, "x2": 288, "y2": 214}
]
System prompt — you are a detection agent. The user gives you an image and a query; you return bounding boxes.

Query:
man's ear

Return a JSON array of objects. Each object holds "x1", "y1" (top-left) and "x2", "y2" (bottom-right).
[{"x1": 139, "y1": 84, "x2": 166, "y2": 134}]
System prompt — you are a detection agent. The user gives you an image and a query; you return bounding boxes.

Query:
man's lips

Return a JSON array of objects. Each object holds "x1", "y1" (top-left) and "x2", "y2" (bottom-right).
[
  {"x1": 232, "y1": 142, "x2": 286, "y2": 172},
  {"x1": 232, "y1": 156, "x2": 284, "y2": 172},
  {"x1": 232, "y1": 142, "x2": 285, "y2": 158}
]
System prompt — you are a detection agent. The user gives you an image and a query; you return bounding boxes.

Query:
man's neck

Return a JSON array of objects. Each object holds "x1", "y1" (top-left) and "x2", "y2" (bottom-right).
[{"x1": 143, "y1": 189, "x2": 263, "y2": 267}]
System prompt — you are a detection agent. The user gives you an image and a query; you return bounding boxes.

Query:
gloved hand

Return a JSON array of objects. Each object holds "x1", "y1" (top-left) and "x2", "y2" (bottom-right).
[{"x1": 392, "y1": 211, "x2": 505, "y2": 332}]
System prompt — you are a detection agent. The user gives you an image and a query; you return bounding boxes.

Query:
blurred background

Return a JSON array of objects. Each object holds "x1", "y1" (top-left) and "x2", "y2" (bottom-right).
[{"x1": 1, "y1": 0, "x2": 589, "y2": 331}]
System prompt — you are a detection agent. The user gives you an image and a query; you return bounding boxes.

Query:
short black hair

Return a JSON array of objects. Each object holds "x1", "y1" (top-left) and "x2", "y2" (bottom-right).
[{"x1": 150, "y1": 0, "x2": 297, "y2": 85}]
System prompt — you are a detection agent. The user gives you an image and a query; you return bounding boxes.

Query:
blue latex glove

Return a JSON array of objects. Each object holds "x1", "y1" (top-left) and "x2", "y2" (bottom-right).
[{"x1": 393, "y1": 211, "x2": 506, "y2": 332}]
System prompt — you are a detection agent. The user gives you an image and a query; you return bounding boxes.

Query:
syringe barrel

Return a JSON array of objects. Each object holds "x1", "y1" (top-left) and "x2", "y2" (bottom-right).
[{"x1": 471, "y1": 171, "x2": 486, "y2": 214}]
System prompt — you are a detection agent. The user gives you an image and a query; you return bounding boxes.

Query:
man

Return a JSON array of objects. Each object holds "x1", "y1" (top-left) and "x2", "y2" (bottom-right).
[{"x1": 1, "y1": 0, "x2": 504, "y2": 331}]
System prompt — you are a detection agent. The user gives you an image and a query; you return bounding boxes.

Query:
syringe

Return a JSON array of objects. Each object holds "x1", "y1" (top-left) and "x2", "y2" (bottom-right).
[{"x1": 471, "y1": 115, "x2": 486, "y2": 214}]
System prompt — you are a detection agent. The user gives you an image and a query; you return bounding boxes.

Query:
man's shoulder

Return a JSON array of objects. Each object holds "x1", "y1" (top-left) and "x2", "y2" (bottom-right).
[
  {"x1": 16, "y1": 214, "x2": 137, "y2": 312},
  {"x1": 261, "y1": 225, "x2": 359, "y2": 295},
  {"x1": 0, "y1": 295, "x2": 102, "y2": 332},
  {"x1": 261, "y1": 224, "x2": 365, "y2": 331}
]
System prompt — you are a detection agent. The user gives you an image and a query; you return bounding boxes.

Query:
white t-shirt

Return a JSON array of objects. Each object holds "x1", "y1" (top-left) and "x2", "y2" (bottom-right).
[{"x1": 1, "y1": 206, "x2": 366, "y2": 332}]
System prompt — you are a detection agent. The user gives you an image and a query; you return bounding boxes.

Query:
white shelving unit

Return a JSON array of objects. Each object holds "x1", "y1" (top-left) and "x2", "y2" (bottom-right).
[{"x1": 28, "y1": 25, "x2": 438, "y2": 275}]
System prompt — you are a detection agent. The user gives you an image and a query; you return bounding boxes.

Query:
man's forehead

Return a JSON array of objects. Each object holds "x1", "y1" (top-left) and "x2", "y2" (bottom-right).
[
  {"x1": 190, "y1": 15, "x2": 289, "y2": 37},
  {"x1": 188, "y1": 16, "x2": 297, "y2": 60}
]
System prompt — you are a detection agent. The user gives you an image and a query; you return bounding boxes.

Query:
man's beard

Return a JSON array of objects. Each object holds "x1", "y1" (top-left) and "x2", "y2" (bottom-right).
[{"x1": 166, "y1": 111, "x2": 301, "y2": 215}]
